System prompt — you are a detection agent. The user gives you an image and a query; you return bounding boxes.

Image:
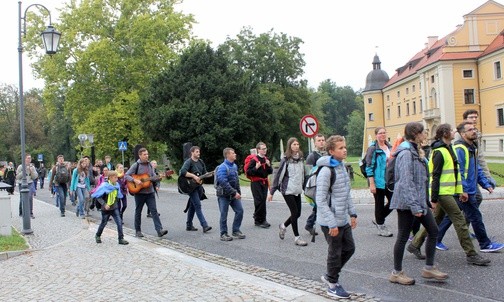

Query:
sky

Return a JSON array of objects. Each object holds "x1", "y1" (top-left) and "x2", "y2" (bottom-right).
[{"x1": 0, "y1": 0, "x2": 492, "y2": 91}]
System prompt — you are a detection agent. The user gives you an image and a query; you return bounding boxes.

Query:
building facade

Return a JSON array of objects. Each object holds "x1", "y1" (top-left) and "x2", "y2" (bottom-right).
[{"x1": 363, "y1": 0, "x2": 504, "y2": 157}]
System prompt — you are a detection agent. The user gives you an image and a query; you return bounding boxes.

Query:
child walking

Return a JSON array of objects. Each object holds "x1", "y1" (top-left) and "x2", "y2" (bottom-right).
[
  {"x1": 92, "y1": 170, "x2": 129, "y2": 245},
  {"x1": 315, "y1": 135, "x2": 357, "y2": 299}
]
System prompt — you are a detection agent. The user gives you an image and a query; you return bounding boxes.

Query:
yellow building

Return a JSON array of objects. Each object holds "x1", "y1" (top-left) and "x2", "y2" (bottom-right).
[{"x1": 363, "y1": 0, "x2": 504, "y2": 157}]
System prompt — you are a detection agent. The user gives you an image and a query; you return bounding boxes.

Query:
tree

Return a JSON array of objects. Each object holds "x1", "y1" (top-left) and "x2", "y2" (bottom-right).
[
  {"x1": 344, "y1": 110, "x2": 365, "y2": 156},
  {"x1": 25, "y1": 0, "x2": 195, "y2": 163}
]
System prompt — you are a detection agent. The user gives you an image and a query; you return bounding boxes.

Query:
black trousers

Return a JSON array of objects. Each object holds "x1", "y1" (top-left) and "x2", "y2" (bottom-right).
[{"x1": 251, "y1": 181, "x2": 268, "y2": 223}]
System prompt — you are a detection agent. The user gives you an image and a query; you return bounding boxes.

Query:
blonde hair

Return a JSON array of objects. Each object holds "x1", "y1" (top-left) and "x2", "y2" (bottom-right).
[
  {"x1": 325, "y1": 135, "x2": 345, "y2": 151},
  {"x1": 107, "y1": 170, "x2": 118, "y2": 178}
]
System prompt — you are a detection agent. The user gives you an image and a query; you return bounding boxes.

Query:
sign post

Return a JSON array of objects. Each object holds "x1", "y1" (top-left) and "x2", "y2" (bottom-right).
[
  {"x1": 118, "y1": 141, "x2": 128, "y2": 166},
  {"x1": 299, "y1": 114, "x2": 319, "y2": 153}
]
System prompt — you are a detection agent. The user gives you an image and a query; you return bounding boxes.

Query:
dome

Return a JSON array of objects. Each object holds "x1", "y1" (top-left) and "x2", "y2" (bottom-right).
[{"x1": 364, "y1": 54, "x2": 389, "y2": 92}]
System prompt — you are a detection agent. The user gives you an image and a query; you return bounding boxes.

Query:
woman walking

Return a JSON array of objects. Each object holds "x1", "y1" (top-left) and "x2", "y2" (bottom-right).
[
  {"x1": 389, "y1": 122, "x2": 448, "y2": 285},
  {"x1": 269, "y1": 137, "x2": 307, "y2": 246},
  {"x1": 70, "y1": 158, "x2": 91, "y2": 218}
]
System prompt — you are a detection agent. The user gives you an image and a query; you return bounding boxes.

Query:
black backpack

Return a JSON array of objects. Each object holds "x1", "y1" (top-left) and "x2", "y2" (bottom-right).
[
  {"x1": 54, "y1": 164, "x2": 70, "y2": 184},
  {"x1": 359, "y1": 145, "x2": 376, "y2": 178},
  {"x1": 385, "y1": 155, "x2": 397, "y2": 192}
]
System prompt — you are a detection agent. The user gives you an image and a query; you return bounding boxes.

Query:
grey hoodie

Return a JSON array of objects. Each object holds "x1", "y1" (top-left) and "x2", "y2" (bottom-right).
[{"x1": 315, "y1": 155, "x2": 356, "y2": 228}]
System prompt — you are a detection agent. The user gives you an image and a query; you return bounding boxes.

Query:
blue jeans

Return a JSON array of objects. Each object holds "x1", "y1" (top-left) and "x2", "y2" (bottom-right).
[
  {"x1": 187, "y1": 187, "x2": 208, "y2": 228},
  {"x1": 456, "y1": 194, "x2": 491, "y2": 249},
  {"x1": 134, "y1": 192, "x2": 163, "y2": 232},
  {"x1": 56, "y1": 183, "x2": 68, "y2": 214},
  {"x1": 218, "y1": 196, "x2": 244, "y2": 235},
  {"x1": 96, "y1": 208, "x2": 124, "y2": 239},
  {"x1": 76, "y1": 187, "x2": 88, "y2": 216}
]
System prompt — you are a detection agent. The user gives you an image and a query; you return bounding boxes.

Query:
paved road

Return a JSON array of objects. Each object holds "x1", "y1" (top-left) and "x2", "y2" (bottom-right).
[{"x1": 4, "y1": 184, "x2": 504, "y2": 302}]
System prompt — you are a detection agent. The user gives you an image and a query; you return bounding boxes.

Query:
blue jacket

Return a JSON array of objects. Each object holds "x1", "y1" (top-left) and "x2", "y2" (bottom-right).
[
  {"x1": 70, "y1": 169, "x2": 91, "y2": 192},
  {"x1": 91, "y1": 181, "x2": 123, "y2": 199},
  {"x1": 454, "y1": 140, "x2": 492, "y2": 195},
  {"x1": 364, "y1": 141, "x2": 391, "y2": 189},
  {"x1": 216, "y1": 159, "x2": 240, "y2": 197}
]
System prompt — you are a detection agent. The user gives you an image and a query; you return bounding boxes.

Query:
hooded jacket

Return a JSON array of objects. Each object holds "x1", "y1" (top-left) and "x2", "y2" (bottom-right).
[
  {"x1": 453, "y1": 139, "x2": 492, "y2": 195},
  {"x1": 364, "y1": 140, "x2": 392, "y2": 189},
  {"x1": 315, "y1": 155, "x2": 356, "y2": 228},
  {"x1": 389, "y1": 141, "x2": 430, "y2": 215},
  {"x1": 270, "y1": 155, "x2": 304, "y2": 196}
]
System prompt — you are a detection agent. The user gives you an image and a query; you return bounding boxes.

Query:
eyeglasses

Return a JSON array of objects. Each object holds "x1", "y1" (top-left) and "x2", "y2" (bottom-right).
[
  {"x1": 466, "y1": 115, "x2": 478, "y2": 119},
  {"x1": 260, "y1": 148, "x2": 267, "y2": 151}
]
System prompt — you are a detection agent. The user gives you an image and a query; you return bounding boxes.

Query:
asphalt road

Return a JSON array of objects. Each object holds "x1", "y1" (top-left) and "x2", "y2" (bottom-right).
[{"x1": 32, "y1": 185, "x2": 504, "y2": 302}]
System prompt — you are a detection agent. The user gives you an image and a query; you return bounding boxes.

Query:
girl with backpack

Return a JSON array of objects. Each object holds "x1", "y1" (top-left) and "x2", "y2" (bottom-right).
[
  {"x1": 268, "y1": 137, "x2": 307, "y2": 246},
  {"x1": 70, "y1": 158, "x2": 91, "y2": 218}
]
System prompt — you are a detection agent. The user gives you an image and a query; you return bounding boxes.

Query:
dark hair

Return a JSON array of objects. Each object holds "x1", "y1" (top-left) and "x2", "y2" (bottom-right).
[
  {"x1": 138, "y1": 148, "x2": 147, "y2": 155},
  {"x1": 374, "y1": 127, "x2": 385, "y2": 135},
  {"x1": 404, "y1": 122, "x2": 424, "y2": 141},
  {"x1": 190, "y1": 146, "x2": 200, "y2": 153},
  {"x1": 314, "y1": 134, "x2": 325, "y2": 139},
  {"x1": 284, "y1": 137, "x2": 303, "y2": 159},
  {"x1": 434, "y1": 123, "x2": 452, "y2": 140},
  {"x1": 463, "y1": 109, "x2": 478, "y2": 120},
  {"x1": 457, "y1": 121, "x2": 473, "y2": 134}
]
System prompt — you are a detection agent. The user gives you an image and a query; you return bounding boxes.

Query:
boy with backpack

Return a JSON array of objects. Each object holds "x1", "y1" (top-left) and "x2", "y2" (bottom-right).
[
  {"x1": 92, "y1": 170, "x2": 129, "y2": 245},
  {"x1": 49, "y1": 155, "x2": 71, "y2": 217},
  {"x1": 245, "y1": 142, "x2": 273, "y2": 228},
  {"x1": 316, "y1": 135, "x2": 357, "y2": 299}
]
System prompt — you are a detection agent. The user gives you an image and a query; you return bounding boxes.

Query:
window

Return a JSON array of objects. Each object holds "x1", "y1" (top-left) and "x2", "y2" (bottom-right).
[
  {"x1": 463, "y1": 70, "x2": 473, "y2": 78},
  {"x1": 368, "y1": 113, "x2": 374, "y2": 121},
  {"x1": 500, "y1": 139, "x2": 504, "y2": 152},
  {"x1": 398, "y1": 105, "x2": 401, "y2": 117},
  {"x1": 387, "y1": 108, "x2": 390, "y2": 120},
  {"x1": 387, "y1": 95, "x2": 390, "y2": 102},
  {"x1": 498, "y1": 108, "x2": 504, "y2": 126},
  {"x1": 406, "y1": 88, "x2": 409, "y2": 95},
  {"x1": 397, "y1": 91, "x2": 400, "y2": 98},
  {"x1": 495, "y1": 61, "x2": 502, "y2": 79},
  {"x1": 413, "y1": 101, "x2": 417, "y2": 114},
  {"x1": 464, "y1": 89, "x2": 475, "y2": 104},
  {"x1": 368, "y1": 98, "x2": 372, "y2": 104},
  {"x1": 406, "y1": 103, "x2": 410, "y2": 115},
  {"x1": 431, "y1": 75, "x2": 435, "y2": 83},
  {"x1": 420, "y1": 99, "x2": 423, "y2": 112},
  {"x1": 412, "y1": 85, "x2": 416, "y2": 93}
]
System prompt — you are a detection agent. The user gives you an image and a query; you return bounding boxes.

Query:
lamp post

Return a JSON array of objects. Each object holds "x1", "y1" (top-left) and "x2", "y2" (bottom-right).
[
  {"x1": 18, "y1": 1, "x2": 61, "y2": 234},
  {"x1": 78, "y1": 134, "x2": 95, "y2": 162}
]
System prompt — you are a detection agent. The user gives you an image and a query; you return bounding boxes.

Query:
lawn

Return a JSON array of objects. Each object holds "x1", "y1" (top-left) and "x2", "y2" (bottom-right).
[{"x1": 0, "y1": 228, "x2": 28, "y2": 252}]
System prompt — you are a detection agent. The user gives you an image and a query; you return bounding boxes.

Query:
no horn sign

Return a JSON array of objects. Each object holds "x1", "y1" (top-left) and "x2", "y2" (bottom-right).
[{"x1": 299, "y1": 114, "x2": 319, "y2": 138}]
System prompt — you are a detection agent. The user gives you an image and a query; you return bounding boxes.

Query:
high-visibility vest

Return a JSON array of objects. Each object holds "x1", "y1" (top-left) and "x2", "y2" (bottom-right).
[{"x1": 429, "y1": 146, "x2": 463, "y2": 195}]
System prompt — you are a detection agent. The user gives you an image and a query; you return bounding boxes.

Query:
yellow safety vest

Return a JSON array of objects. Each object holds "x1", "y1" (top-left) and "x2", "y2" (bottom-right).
[
  {"x1": 453, "y1": 144, "x2": 470, "y2": 180},
  {"x1": 428, "y1": 146, "x2": 463, "y2": 195}
]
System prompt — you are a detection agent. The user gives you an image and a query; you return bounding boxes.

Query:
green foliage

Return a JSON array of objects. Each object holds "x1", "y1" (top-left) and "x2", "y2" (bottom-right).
[{"x1": 345, "y1": 110, "x2": 365, "y2": 156}]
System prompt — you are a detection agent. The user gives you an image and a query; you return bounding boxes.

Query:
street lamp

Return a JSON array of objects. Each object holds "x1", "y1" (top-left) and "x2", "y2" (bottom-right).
[
  {"x1": 18, "y1": 1, "x2": 61, "y2": 234},
  {"x1": 78, "y1": 134, "x2": 95, "y2": 163}
]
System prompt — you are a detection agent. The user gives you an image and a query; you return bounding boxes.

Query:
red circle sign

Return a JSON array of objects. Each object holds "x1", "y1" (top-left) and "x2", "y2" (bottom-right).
[{"x1": 299, "y1": 114, "x2": 319, "y2": 138}]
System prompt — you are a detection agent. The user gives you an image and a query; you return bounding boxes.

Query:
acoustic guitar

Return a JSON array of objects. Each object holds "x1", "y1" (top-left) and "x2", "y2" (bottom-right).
[
  {"x1": 127, "y1": 170, "x2": 174, "y2": 194},
  {"x1": 177, "y1": 171, "x2": 214, "y2": 195}
]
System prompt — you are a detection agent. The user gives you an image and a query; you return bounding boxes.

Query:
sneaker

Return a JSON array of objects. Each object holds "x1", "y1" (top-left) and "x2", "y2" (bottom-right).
[
  {"x1": 186, "y1": 226, "x2": 198, "y2": 231},
  {"x1": 421, "y1": 266, "x2": 448, "y2": 280},
  {"x1": 135, "y1": 231, "x2": 144, "y2": 238},
  {"x1": 232, "y1": 231, "x2": 246, "y2": 239},
  {"x1": 203, "y1": 226, "x2": 212, "y2": 233},
  {"x1": 220, "y1": 233, "x2": 233, "y2": 241},
  {"x1": 60, "y1": 213, "x2": 65, "y2": 217},
  {"x1": 378, "y1": 224, "x2": 393, "y2": 237},
  {"x1": 295, "y1": 237, "x2": 308, "y2": 246},
  {"x1": 157, "y1": 229, "x2": 168, "y2": 237},
  {"x1": 326, "y1": 283, "x2": 350, "y2": 299},
  {"x1": 146, "y1": 213, "x2": 152, "y2": 218},
  {"x1": 389, "y1": 271, "x2": 415, "y2": 285},
  {"x1": 305, "y1": 225, "x2": 319, "y2": 236},
  {"x1": 407, "y1": 243, "x2": 426, "y2": 260},
  {"x1": 95, "y1": 235, "x2": 102, "y2": 244},
  {"x1": 480, "y1": 242, "x2": 504, "y2": 253},
  {"x1": 255, "y1": 222, "x2": 270, "y2": 228},
  {"x1": 467, "y1": 254, "x2": 491, "y2": 266},
  {"x1": 30, "y1": 214, "x2": 35, "y2": 219},
  {"x1": 279, "y1": 224, "x2": 286, "y2": 240},
  {"x1": 118, "y1": 239, "x2": 129, "y2": 245},
  {"x1": 436, "y1": 242, "x2": 449, "y2": 251}
]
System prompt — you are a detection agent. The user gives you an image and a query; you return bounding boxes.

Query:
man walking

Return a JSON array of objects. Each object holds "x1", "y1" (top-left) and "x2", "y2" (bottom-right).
[
  {"x1": 216, "y1": 148, "x2": 245, "y2": 241},
  {"x1": 125, "y1": 148, "x2": 168, "y2": 238},
  {"x1": 179, "y1": 146, "x2": 212, "y2": 233},
  {"x1": 37, "y1": 163, "x2": 46, "y2": 189},
  {"x1": 304, "y1": 134, "x2": 326, "y2": 235},
  {"x1": 49, "y1": 155, "x2": 70, "y2": 217},
  {"x1": 407, "y1": 124, "x2": 490, "y2": 265},
  {"x1": 246, "y1": 142, "x2": 273, "y2": 228},
  {"x1": 17, "y1": 153, "x2": 38, "y2": 218}
]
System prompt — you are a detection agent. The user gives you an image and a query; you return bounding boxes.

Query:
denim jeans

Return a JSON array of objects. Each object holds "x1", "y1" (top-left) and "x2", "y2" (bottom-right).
[
  {"x1": 218, "y1": 196, "x2": 244, "y2": 235},
  {"x1": 456, "y1": 194, "x2": 491, "y2": 249},
  {"x1": 56, "y1": 183, "x2": 68, "y2": 214},
  {"x1": 96, "y1": 208, "x2": 124, "y2": 239},
  {"x1": 76, "y1": 187, "x2": 88, "y2": 216},
  {"x1": 134, "y1": 192, "x2": 163, "y2": 232},
  {"x1": 187, "y1": 187, "x2": 208, "y2": 228}
]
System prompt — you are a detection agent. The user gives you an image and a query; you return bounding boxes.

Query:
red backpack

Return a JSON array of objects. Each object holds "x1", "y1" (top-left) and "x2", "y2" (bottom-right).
[{"x1": 244, "y1": 154, "x2": 269, "y2": 182}]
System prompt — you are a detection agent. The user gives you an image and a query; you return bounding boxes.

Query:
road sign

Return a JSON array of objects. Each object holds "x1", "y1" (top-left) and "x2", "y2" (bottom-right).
[
  {"x1": 37, "y1": 154, "x2": 43, "y2": 162},
  {"x1": 299, "y1": 114, "x2": 319, "y2": 138},
  {"x1": 118, "y1": 141, "x2": 128, "y2": 151}
]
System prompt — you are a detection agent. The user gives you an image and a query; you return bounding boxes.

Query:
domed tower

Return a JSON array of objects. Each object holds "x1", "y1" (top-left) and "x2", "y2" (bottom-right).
[{"x1": 362, "y1": 54, "x2": 389, "y2": 155}]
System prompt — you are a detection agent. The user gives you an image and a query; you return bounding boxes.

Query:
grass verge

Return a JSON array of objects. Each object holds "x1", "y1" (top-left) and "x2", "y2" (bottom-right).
[{"x1": 0, "y1": 228, "x2": 29, "y2": 252}]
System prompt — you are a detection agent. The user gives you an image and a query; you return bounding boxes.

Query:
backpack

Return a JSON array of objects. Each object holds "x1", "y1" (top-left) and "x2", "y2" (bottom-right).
[
  {"x1": 244, "y1": 154, "x2": 269, "y2": 181},
  {"x1": 304, "y1": 165, "x2": 336, "y2": 207},
  {"x1": 359, "y1": 145, "x2": 377, "y2": 178},
  {"x1": 384, "y1": 156, "x2": 397, "y2": 192},
  {"x1": 54, "y1": 164, "x2": 70, "y2": 184}
]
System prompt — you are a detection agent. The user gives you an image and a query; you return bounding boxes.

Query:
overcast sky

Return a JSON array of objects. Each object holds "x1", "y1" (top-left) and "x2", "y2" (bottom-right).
[{"x1": 1, "y1": 0, "x2": 490, "y2": 91}]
